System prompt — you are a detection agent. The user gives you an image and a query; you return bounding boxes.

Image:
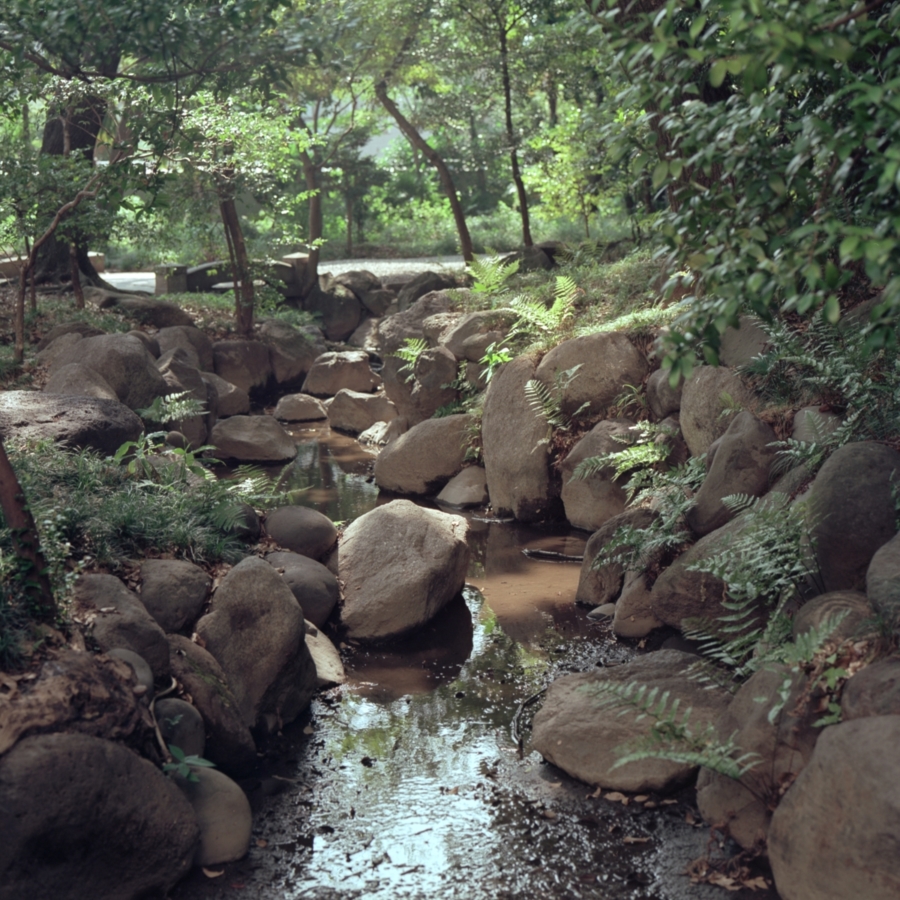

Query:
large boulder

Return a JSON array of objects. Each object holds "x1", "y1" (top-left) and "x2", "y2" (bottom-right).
[
  {"x1": 201, "y1": 371, "x2": 250, "y2": 417},
  {"x1": 718, "y1": 316, "x2": 769, "y2": 367},
  {"x1": 436, "y1": 466, "x2": 489, "y2": 508},
  {"x1": 94, "y1": 292, "x2": 195, "y2": 328},
  {"x1": 792, "y1": 590, "x2": 874, "y2": 641},
  {"x1": 533, "y1": 333, "x2": 648, "y2": 418},
  {"x1": 327, "y1": 389, "x2": 397, "y2": 435},
  {"x1": 559, "y1": 419, "x2": 633, "y2": 531},
  {"x1": 195, "y1": 557, "x2": 317, "y2": 731},
  {"x1": 301, "y1": 350, "x2": 380, "y2": 397},
  {"x1": 806, "y1": 441, "x2": 900, "y2": 593},
  {"x1": 265, "y1": 550, "x2": 340, "y2": 628},
  {"x1": 373, "y1": 414, "x2": 469, "y2": 495},
  {"x1": 338, "y1": 500, "x2": 469, "y2": 642},
  {"x1": 332, "y1": 269, "x2": 381, "y2": 299},
  {"x1": 259, "y1": 319, "x2": 327, "y2": 387},
  {"x1": 167, "y1": 635, "x2": 257, "y2": 775},
  {"x1": 209, "y1": 415, "x2": 297, "y2": 462},
  {"x1": 382, "y1": 347, "x2": 458, "y2": 426},
  {"x1": 532, "y1": 650, "x2": 731, "y2": 792},
  {"x1": 377, "y1": 291, "x2": 452, "y2": 355},
  {"x1": 0, "y1": 391, "x2": 142, "y2": 455},
  {"x1": 481, "y1": 356, "x2": 554, "y2": 522},
  {"x1": 646, "y1": 368, "x2": 683, "y2": 420},
  {"x1": 768, "y1": 716, "x2": 900, "y2": 900},
  {"x1": 35, "y1": 321, "x2": 105, "y2": 351},
  {"x1": 212, "y1": 339, "x2": 273, "y2": 395},
  {"x1": 0, "y1": 732, "x2": 199, "y2": 900},
  {"x1": 612, "y1": 570, "x2": 664, "y2": 638},
  {"x1": 303, "y1": 284, "x2": 363, "y2": 342},
  {"x1": 156, "y1": 325, "x2": 214, "y2": 371},
  {"x1": 273, "y1": 393, "x2": 328, "y2": 422},
  {"x1": 50, "y1": 333, "x2": 168, "y2": 411},
  {"x1": 264, "y1": 506, "x2": 338, "y2": 560},
  {"x1": 73, "y1": 574, "x2": 169, "y2": 679},
  {"x1": 685, "y1": 412, "x2": 777, "y2": 537},
  {"x1": 679, "y1": 366, "x2": 754, "y2": 457},
  {"x1": 157, "y1": 350, "x2": 212, "y2": 449},
  {"x1": 43, "y1": 363, "x2": 119, "y2": 401},
  {"x1": 867, "y1": 531, "x2": 900, "y2": 627},
  {"x1": 397, "y1": 272, "x2": 457, "y2": 311},
  {"x1": 841, "y1": 658, "x2": 900, "y2": 720},
  {"x1": 439, "y1": 309, "x2": 514, "y2": 360},
  {"x1": 139, "y1": 559, "x2": 211, "y2": 634}
]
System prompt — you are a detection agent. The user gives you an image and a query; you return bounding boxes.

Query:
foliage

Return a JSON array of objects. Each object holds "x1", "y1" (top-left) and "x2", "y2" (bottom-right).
[
  {"x1": 479, "y1": 341, "x2": 513, "y2": 384},
  {"x1": 137, "y1": 392, "x2": 206, "y2": 430},
  {"x1": 390, "y1": 337, "x2": 429, "y2": 383},
  {"x1": 524, "y1": 364, "x2": 588, "y2": 431},
  {"x1": 508, "y1": 275, "x2": 579, "y2": 340},
  {"x1": 570, "y1": 421, "x2": 674, "y2": 485},
  {"x1": 466, "y1": 252, "x2": 520, "y2": 296},
  {"x1": 162, "y1": 744, "x2": 216, "y2": 783}
]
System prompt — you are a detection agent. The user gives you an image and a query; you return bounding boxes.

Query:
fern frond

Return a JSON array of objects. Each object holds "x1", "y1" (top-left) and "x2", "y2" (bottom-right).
[
  {"x1": 467, "y1": 252, "x2": 519, "y2": 296},
  {"x1": 524, "y1": 378, "x2": 564, "y2": 429}
]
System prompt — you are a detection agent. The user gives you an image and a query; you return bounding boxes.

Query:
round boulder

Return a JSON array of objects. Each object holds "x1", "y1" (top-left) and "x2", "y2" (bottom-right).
[
  {"x1": 140, "y1": 559, "x2": 211, "y2": 634},
  {"x1": 301, "y1": 350, "x2": 380, "y2": 397},
  {"x1": 264, "y1": 505, "x2": 338, "y2": 560},
  {"x1": 679, "y1": 366, "x2": 754, "y2": 457},
  {"x1": 265, "y1": 550, "x2": 340, "y2": 627},
  {"x1": 209, "y1": 415, "x2": 297, "y2": 462}
]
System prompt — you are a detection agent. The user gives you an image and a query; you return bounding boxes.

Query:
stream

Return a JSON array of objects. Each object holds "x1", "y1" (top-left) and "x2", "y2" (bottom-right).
[{"x1": 171, "y1": 424, "x2": 776, "y2": 900}]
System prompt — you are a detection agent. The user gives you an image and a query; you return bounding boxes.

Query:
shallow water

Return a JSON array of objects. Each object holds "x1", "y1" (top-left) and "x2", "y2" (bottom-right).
[{"x1": 174, "y1": 426, "x2": 776, "y2": 900}]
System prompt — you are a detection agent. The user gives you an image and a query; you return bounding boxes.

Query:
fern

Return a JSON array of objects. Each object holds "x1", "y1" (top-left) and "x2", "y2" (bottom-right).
[
  {"x1": 138, "y1": 391, "x2": 206, "y2": 428},
  {"x1": 508, "y1": 274, "x2": 579, "y2": 339},
  {"x1": 570, "y1": 421, "x2": 675, "y2": 485},
  {"x1": 390, "y1": 337, "x2": 428, "y2": 383},
  {"x1": 466, "y1": 252, "x2": 519, "y2": 296},
  {"x1": 524, "y1": 364, "x2": 588, "y2": 432}
]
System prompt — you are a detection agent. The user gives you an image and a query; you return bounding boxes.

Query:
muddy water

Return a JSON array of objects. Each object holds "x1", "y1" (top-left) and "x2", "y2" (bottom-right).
[{"x1": 173, "y1": 426, "x2": 776, "y2": 900}]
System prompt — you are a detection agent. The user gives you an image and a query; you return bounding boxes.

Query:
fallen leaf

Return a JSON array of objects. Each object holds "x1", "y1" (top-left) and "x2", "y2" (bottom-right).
[
  {"x1": 202, "y1": 868, "x2": 224, "y2": 878},
  {"x1": 588, "y1": 787, "x2": 603, "y2": 799},
  {"x1": 744, "y1": 876, "x2": 770, "y2": 890},
  {"x1": 447, "y1": 786, "x2": 459, "y2": 795},
  {"x1": 255, "y1": 839, "x2": 268, "y2": 848},
  {"x1": 643, "y1": 801, "x2": 658, "y2": 809},
  {"x1": 546, "y1": 781, "x2": 562, "y2": 789},
  {"x1": 633, "y1": 795, "x2": 649, "y2": 802},
  {"x1": 541, "y1": 809, "x2": 557, "y2": 819},
  {"x1": 661, "y1": 799, "x2": 678, "y2": 806},
  {"x1": 623, "y1": 835, "x2": 650, "y2": 844},
  {"x1": 302, "y1": 725, "x2": 314, "y2": 735},
  {"x1": 685, "y1": 811, "x2": 697, "y2": 825},
  {"x1": 605, "y1": 791, "x2": 629, "y2": 805},
  {"x1": 707, "y1": 872, "x2": 741, "y2": 891}
]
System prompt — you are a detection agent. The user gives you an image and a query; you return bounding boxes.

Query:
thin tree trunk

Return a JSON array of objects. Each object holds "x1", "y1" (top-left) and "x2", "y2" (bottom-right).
[
  {"x1": 0, "y1": 438, "x2": 56, "y2": 622},
  {"x1": 346, "y1": 192, "x2": 354, "y2": 257},
  {"x1": 498, "y1": 26, "x2": 532, "y2": 247},
  {"x1": 218, "y1": 196, "x2": 254, "y2": 335},
  {"x1": 374, "y1": 81, "x2": 474, "y2": 262},
  {"x1": 70, "y1": 244, "x2": 84, "y2": 309},
  {"x1": 299, "y1": 150, "x2": 322, "y2": 296}
]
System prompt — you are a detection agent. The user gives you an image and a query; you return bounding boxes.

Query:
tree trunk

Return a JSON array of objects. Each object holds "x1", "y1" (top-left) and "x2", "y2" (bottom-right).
[
  {"x1": 374, "y1": 80, "x2": 474, "y2": 262},
  {"x1": 346, "y1": 191, "x2": 354, "y2": 257},
  {"x1": 498, "y1": 26, "x2": 532, "y2": 247},
  {"x1": 299, "y1": 150, "x2": 322, "y2": 296},
  {"x1": 218, "y1": 196, "x2": 254, "y2": 335},
  {"x1": 0, "y1": 438, "x2": 56, "y2": 622}
]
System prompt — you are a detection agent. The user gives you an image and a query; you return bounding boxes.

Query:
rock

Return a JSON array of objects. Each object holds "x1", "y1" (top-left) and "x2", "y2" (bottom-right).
[
  {"x1": 866, "y1": 531, "x2": 900, "y2": 627},
  {"x1": 559, "y1": 419, "x2": 633, "y2": 531},
  {"x1": 333, "y1": 269, "x2": 381, "y2": 298},
  {"x1": 176, "y1": 768, "x2": 252, "y2": 867},
  {"x1": 0, "y1": 733, "x2": 198, "y2": 900},
  {"x1": 374, "y1": 414, "x2": 469, "y2": 495},
  {"x1": 0, "y1": 392, "x2": 142, "y2": 456},
  {"x1": 73, "y1": 574, "x2": 169, "y2": 678},
  {"x1": 35, "y1": 321, "x2": 104, "y2": 351},
  {"x1": 377, "y1": 291, "x2": 452, "y2": 354},
  {"x1": 157, "y1": 350, "x2": 212, "y2": 449},
  {"x1": 587, "y1": 603, "x2": 617, "y2": 620},
  {"x1": 156, "y1": 697, "x2": 206, "y2": 758},
  {"x1": 302, "y1": 350, "x2": 380, "y2": 397},
  {"x1": 792, "y1": 591, "x2": 874, "y2": 641},
  {"x1": 532, "y1": 650, "x2": 731, "y2": 791},
  {"x1": 502, "y1": 245, "x2": 553, "y2": 272},
  {"x1": 43, "y1": 362, "x2": 119, "y2": 401},
  {"x1": 273, "y1": 392, "x2": 328, "y2": 422},
  {"x1": 718, "y1": 316, "x2": 769, "y2": 367},
  {"x1": 157, "y1": 325, "x2": 214, "y2": 371},
  {"x1": 305, "y1": 621, "x2": 346, "y2": 687},
  {"x1": 265, "y1": 550, "x2": 340, "y2": 628},
  {"x1": 697, "y1": 666, "x2": 820, "y2": 849},
  {"x1": 685, "y1": 412, "x2": 777, "y2": 536},
  {"x1": 264, "y1": 506, "x2": 338, "y2": 560},
  {"x1": 260, "y1": 319, "x2": 327, "y2": 387},
  {"x1": 195, "y1": 557, "x2": 317, "y2": 731},
  {"x1": 327, "y1": 389, "x2": 397, "y2": 434},
  {"x1": 0, "y1": 650, "x2": 147, "y2": 756},
  {"x1": 126, "y1": 330, "x2": 160, "y2": 357},
  {"x1": 202, "y1": 371, "x2": 250, "y2": 417},
  {"x1": 106, "y1": 648, "x2": 154, "y2": 692},
  {"x1": 807, "y1": 441, "x2": 900, "y2": 592},
  {"x1": 348, "y1": 317, "x2": 380, "y2": 351},
  {"x1": 679, "y1": 366, "x2": 754, "y2": 457},
  {"x1": 768, "y1": 716, "x2": 900, "y2": 900},
  {"x1": 361, "y1": 288, "x2": 395, "y2": 317},
  {"x1": 422, "y1": 312, "x2": 462, "y2": 344},
  {"x1": 358, "y1": 420, "x2": 392, "y2": 445},
  {"x1": 841, "y1": 658, "x2": 900, "y2": 720},
  {"x1": 482, "y1": 356, "x2": 554, "y2": 522},
  {"x1": 304, "y1": 284, "x2": 363, "y2": 341},
  {"x1": 96, "y1": 293, "x2": 195, "y2": 328},
  {"x1": 212, "y1": 339, "x2": 273, "y2": 395},
  {"x1": 391, "y1": 346, "x2": 459, "y2": 425},
  {"x1": 139, "y1": 559, "x2": 211, "y2": 634},
  {"x1": 209, "y1": 415, "x2": 297, "y2": 462},
  {"x1": 168, "y1": 635, "x2": 257, "y2": 775},
  {"x1": 791, "y1": 406, "x2": 841, "y2": 444},
  {"x1": 339, "y1": 500, "x2": 469, "y2": 641},
  {"x1": 460, "y1": 330, "x2": 505, "y2": 363},
  {"x1": 437, "y1": 466, "x2": 489, "y2": 508},
  {"x1": 612, "y1": 570, "x2": 664, "y2": 637},
  {"x1": 50, "y1": 333, "x2": 168, "y2": 411},
  {"x1": 397, "y1": 271, "x2": 457, "y2": 311},
  {"x1": 34, "y1": 331, "x2": 84, "y2": 367},
  {"x1": 533, "y1": 333, "x2": 648, "y2": 418},
  {"x1": 575, "y1": 509, "x2": 659, "y2": 607}
]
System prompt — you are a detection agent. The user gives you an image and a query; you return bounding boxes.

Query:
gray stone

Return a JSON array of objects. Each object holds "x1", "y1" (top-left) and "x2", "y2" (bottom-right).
[
  {"x1": 195, "y1": 557, "x2": 317, "y2": 731},
  {"x1": 302, "y1": 350, "x2": 380, "y2": 397},
  {"x1": 612, "y1": 570, "x2": 664, "y2": 637},
  {"x1": 0, "y1": 733, "x2": 198, "y2": 900},
  {"x1": 679, "y1": 366, "x2": 754, "y2": 457},
  {"x1": 273, "y1": 392, "x2": 328, "y2": 421},
  {"x1": 210, "y1": 415, "x2": 297, "y2": 462},
  {"x1": 157, "y1": 351, "x2": 211, "y2": 449},
  {"x1": 377, "y1": 291, "x2": 452, "y2": 354},
  {"x1": 43, "y1": 362, "x2": 119, "y2": 401},
  {"x1": 212, "y1": 339, "x2": 273, "y2": 395},
  {"x1": 436, "y1": 466, "x2": 489, "y2": 508},
  {"x1": 439, "y1": 310, "x2": 515, "y2": 360},
  {"x1": 157, "y1": 325, "x2": 214, "y2": 371},
  {"x1": 347, "y1": 317, "x2": 380, "y2": 351},
  {"x1": 34, "y1": 331, "x2": 84, "y2": 367},
  {"x1": 768, "y1": 716, "x2": 900, "y2": 900},
  {"x1": 374, "y1": 414, "x2": 469, "y2": 495},
  {"x1": 73, "y1": 574, "x2": 169, "y2": 678},
  {"x1": 807, "y1": 441, "x2": 900, "y2": 592},
  {"x1": 265, "y1": 506, "x2": 338, "y2": 560},
  {"x1": 361, "y1": 288, "x2": 395, "y2": 317},
  {"x1": 386, "y1": 346, "x2": 459, "y2": 426},
  {"x1": 866, "y1": 531, "x2": 900, "y2": 627},
  {"x1": 140, "y1": 559, "x2": 211, "y2": 634},
  {"x1": 35, "y1": 321, "x2": 104, "y2": 351},
  {"x1": 327, "y1": 389, "x2": 397, "y2": 435},
  {"x1": 95, "y1": 293, "x2": 194, "y2": 328},
  {"x1": 841, "y1": 658, "x2": 900, "y2": 720},
  {"x1": 333, "y1": 269, "x2": 381, "y2": 299},
  {"x1": 304, "y1": 284, "x2": 363, "y2": 341},
  {"x1": 791, "y1": 406, "x2": 841, "y2": 444},
  {"x1": 260, "y1": 319, "x2": 327, "y2": 387},
  {"x1": 685, "y1": 412, "x2": 777, "y2": 536},
  {"x1": 168, "y1": 635, "x2": 257, "y2": 775},
  {"x1": 559, "y1": 419, "x2": 633, "y2": 531},
  {"x1": 106, "y1": 648, "x2": 154, "y2": 692},
  {"x1": 422, "y1": 312, "x2": 462, "y2": 344},
  {"x1": 397, "y1": 272, "x2": 457, "y2": 311},
  {"x1": 126, "y1": 330, "x2": 160, "y2": 357},
  {"x1": 532, "y1": 650, "x2": 731, "y2": 792},
  {"x1": 534, "y1": 332, "x2": 648, "y2": 418},
  {"x1": 482, "y1": 356, "x2": 553, "y2": 522},
  {"x1": 718, "y1": 315, "x2": 769, "y2": 367},
  {"x1": 647, "y1": 368, "x2": 683, "y2": 420},
  {"x1": 792, "y1": 591, "x2": 874, "y2": 641},
  {"x1": 202, "y1": 371, "x2": 250, "y2": 417},
  {"x1": 156, "y1": 697, "x2": 206, "y2": 758},
  {"x1": 265, "y1": 550, "x2": 340, "y2": 628},
  {"x1": 305, "y1": 621, "x2": 346, "y2": 687},
  {"x1": 339, "y1": 500, "x2": 469, "y2": 642},
  {"x1": 176, "y1": 767, "x2": 252, "y2": 866}
]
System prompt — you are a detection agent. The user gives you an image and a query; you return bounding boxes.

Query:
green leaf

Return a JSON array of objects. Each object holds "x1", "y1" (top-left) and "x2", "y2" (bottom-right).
[{"x1": 709, "y1": 59, "x2": 727, "y2": 88}]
